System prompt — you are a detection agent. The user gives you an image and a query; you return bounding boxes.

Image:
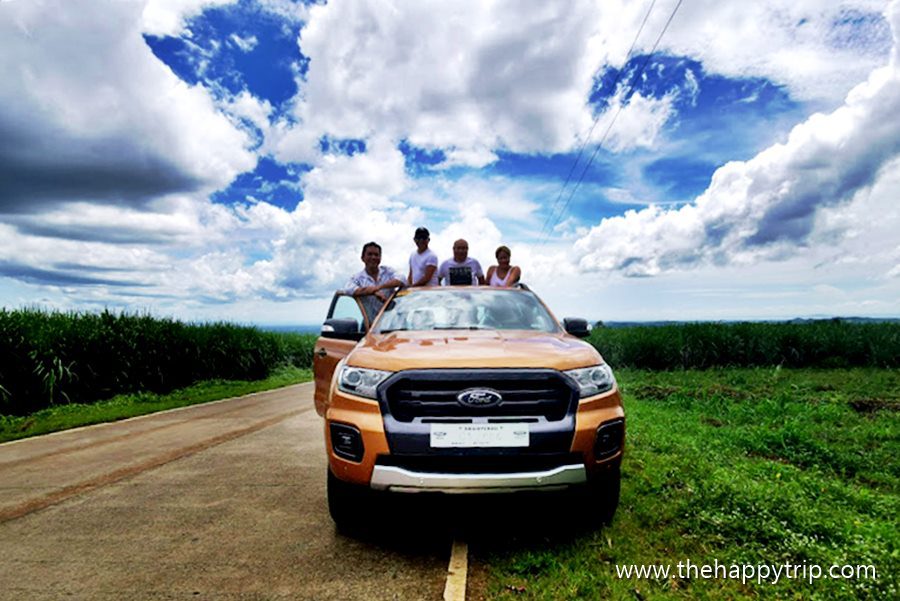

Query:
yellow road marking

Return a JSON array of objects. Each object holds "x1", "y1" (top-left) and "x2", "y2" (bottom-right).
[{"x1": 444, "y1": 539, "x2": 468, "y2": 601}]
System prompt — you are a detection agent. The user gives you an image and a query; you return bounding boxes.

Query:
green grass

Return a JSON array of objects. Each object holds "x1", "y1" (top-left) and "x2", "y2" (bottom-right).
[
  {"x1": 588, "y1": 321, "x2": 900, "y2": 369},
  {"x1": 0, "y1": 307, "x2": 316, "y2": 415},
  {"x1": 479, "y1": 368, "x2": 899, "y2": 600},
  {"x1": 0, "y1": 365, "x2": 312, "y2": 443}
]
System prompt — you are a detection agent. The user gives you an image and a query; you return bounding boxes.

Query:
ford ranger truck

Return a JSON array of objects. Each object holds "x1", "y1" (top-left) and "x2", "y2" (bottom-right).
[{"x1": 312, "y1": 285, "x2": 624, "y2": 529}]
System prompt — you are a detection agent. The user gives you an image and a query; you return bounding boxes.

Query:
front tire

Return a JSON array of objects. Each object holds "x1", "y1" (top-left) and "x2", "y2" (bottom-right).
[
  {"x1": 327, "y1": 468, "x2": 369, "y2": 532},
  {"x1": 585, "y1": 462, "x2": 621, "y2": 527}
]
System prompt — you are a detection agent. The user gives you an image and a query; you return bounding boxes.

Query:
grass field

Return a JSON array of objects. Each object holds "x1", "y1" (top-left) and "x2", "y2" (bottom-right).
[
  {"x1": 478, "y1": 367, "x2": 899, "y2": 600},
  {"x1": 0, "y1": 308, "x2": 316, "y2": 415},
  {"x1": 588, "y1": 320, "x2": 900, "y2": 369}
]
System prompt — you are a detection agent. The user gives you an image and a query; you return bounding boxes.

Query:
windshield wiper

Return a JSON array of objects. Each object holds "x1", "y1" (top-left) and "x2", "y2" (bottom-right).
[
  {"x1": 432, "y1": 326, "x2": 494, "y2": 330},
  {"x1": 377, "y1": 328, "x2": 408, "y2": 333}
]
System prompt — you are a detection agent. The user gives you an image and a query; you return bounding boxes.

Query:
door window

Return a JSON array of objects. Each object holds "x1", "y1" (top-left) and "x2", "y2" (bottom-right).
[{"x1": 329, "y1": 295, "x2": 366, "y2": 332}]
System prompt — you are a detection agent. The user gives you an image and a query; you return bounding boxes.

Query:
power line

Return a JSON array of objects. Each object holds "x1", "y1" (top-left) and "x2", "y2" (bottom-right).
[
  {"x1": 539, "y1": 0, "x2": 685, "y2": 246},
  {"x1": 538, "y1": 0, "x2": 658, "y2": 241}
]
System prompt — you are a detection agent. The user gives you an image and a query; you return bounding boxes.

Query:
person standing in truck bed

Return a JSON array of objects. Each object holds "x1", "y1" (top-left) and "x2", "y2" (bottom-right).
[
  {"x1": 486, "y1": 245, "x2": 521, "y2": 287},
  {"x1": 437, "y1": 239, "x2": 484, "y2": 285},
  {"x1": 342, "y1": 241, "x2": 404, "y2": 321},
  {"x1": 407, "y1": 227, "x2": 439, "y2": 287}
]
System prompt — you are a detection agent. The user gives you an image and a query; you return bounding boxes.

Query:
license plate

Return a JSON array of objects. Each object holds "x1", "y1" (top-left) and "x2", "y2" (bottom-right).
[{"x1": 430, "y1": 423, "x2": 529, "y2": 448}]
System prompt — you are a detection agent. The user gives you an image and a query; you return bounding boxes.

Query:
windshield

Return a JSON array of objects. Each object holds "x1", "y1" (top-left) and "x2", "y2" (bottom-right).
[{"x1": 374, "y1": 289, "x2": 560, "y2": 333}]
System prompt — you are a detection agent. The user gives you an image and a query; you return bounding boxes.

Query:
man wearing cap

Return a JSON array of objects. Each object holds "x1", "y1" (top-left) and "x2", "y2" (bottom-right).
[{"x1": 408, "y1": 227, "x2": 439, "y2": 287}]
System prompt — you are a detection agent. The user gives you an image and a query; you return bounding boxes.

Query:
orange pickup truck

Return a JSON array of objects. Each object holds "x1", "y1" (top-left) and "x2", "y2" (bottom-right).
[{"x1": 313, "y1": 285, "x2": 624, "y2": 529}]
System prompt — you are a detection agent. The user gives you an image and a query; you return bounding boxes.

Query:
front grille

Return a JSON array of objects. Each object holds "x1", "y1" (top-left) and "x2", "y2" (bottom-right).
[{"x1": 380, "y1": 369, "x2": 576, "y2": 423}]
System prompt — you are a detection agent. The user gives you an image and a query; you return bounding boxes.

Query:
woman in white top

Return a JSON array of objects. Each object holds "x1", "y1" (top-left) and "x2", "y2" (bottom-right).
[{"x1": 486, "y1": 245, "x2": 521, "y2": 287}]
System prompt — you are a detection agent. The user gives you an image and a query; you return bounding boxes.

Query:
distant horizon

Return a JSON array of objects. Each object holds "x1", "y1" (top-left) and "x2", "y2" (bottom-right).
[
  {"x1": 258, "y1": 314, "x2": 900, "y2": 331},
  {"x1": 5, "y1": 301, "x2": 899, "y2": 330}
]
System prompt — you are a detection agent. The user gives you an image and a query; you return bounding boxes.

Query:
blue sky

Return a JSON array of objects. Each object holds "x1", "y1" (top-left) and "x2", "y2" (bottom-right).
[{"x1": 1, "y1": 0, "x2": 899, "y2": 324}]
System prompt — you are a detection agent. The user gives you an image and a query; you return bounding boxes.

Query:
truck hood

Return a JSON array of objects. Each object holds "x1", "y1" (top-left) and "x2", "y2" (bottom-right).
[{"x1": 346, "y1": 329, "x2": 603, "y2": 371}]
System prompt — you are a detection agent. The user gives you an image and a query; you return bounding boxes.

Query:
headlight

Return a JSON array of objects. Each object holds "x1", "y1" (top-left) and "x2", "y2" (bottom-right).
[
  {"x1": 564, "y1": 364, "x2": 616, "y2": 398},
  {"x1": 337, "y1": 365, "x2": 392, "y2": 399}
]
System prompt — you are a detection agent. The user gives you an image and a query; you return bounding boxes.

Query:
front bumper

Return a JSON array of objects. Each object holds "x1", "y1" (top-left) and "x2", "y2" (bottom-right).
[{"x1": 370, "y1": 463, "x2": 586, "y2": 493}]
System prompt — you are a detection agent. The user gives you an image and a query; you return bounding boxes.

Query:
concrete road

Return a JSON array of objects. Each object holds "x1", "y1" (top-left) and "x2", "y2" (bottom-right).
[{"x1": 0, "y1": 383, "x2": 450, "y2": 600}]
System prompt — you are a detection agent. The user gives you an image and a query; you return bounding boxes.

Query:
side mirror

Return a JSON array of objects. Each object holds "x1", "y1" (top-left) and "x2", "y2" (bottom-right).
[
  {"x1": 563, "y1": 317, "x2": 591, "y2": 338},
  {"x1": 321, "y1": 318, "x2": 363, "y2": 341}
]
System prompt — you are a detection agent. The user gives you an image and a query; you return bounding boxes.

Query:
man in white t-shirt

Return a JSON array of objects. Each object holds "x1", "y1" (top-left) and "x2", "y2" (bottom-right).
[
  {"x1": 437, "y1": 239, "x2": 485, "y2": 285},
  {"x1": 407, "y1": 227, "x2": 439, "y2": 287}
]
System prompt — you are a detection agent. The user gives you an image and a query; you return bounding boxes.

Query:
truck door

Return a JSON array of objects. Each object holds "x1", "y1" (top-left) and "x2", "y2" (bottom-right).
[{"x1": 313, "y1": 293, "x2": 370, "y2": 416}]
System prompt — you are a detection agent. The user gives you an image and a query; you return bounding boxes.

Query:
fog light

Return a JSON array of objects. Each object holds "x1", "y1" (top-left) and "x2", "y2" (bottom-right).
[
  {"x1": 330, "y1": 423, "x2": 364, "y2": 462},
  {"x1": 594, "y1": 419, "x2": 624, "y2": 460}
]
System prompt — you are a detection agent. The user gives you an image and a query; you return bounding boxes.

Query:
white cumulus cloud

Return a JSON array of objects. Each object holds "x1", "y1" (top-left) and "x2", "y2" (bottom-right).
[
  {"x1": 650, "y1": 0, "x2": 892, "y2": 104},
  {"x1": 574, "y1": 0, "x2": 900, "y2": 277},
  {"x1": 229, "y1": 33, "x2": 258, "y2": 52},
  {"x1": 0, "y1": 0, "x2": 255, "y2": 213},
  {"x1": 278, "y1": 0, "x2": 605, "y2": 166},
  {"x1": 142, "y1": 0, "x2": 236, "y2": 36}
]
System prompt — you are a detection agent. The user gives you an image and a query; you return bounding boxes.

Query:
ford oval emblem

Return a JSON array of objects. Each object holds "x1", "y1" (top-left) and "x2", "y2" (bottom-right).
[{"x1": 456, "y1": 388, "x2": 503, "y2": 408}]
